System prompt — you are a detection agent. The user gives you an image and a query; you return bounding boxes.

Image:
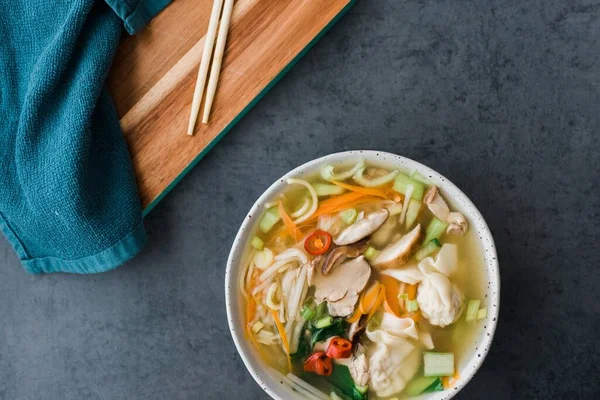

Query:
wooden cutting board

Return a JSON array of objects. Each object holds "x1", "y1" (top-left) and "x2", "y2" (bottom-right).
[{"x1": 107, "y1": 0, "x2": 356, "y2": 214}]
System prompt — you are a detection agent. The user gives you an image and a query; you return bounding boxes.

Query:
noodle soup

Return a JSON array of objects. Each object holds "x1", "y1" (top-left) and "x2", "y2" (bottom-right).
[{"x1": 230, "y1": 153, "x2": 497, "y2": 400}]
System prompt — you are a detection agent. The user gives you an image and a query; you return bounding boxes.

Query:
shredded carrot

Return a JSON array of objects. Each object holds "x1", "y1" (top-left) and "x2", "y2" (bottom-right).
[
  {"x1": 246, "y1": 296, "x2": 256, "y2": 332},
  {"x1": 346, "y1": 306, "x2": 363, "y2": 323},
  {"x1": 407, "y1": 283, "x2": 418, "y2": 301},
  {"x1": 442, "y1": 373, "x2": 460, "y2": 389},
  {"x1": 318, "y1": 191, "x2": 366, "y2": 208},
  {"x1": 303, "y1": 195, "x2": 381, "y2": 224},
  {"x1": 400, "y1": 310, "x2": 421, "y2": 322},
  {"x1": 278, "y1": 201, "x2": 302, "y2": 242},
  {"x1": 247, "y1": 326, "x2": 269, "y2": 362},
  {"x1": 367, "y1": 285, "x2": 386, "y2": 322},
  {"x1": 442, "y1": 376, "x2": 450, "y2": 389},
  {"x1": 380, "y1": 275, "x2": 402, "y2": 317},
  {"x1": 331, "y1": 181, "x2": 392, "y2": 199},
  {"x1": 360, "y1": 282, "x2": 382, "y2": 314},
  {"x1": 271, "y1": 310, "x2": 292, "y2": 372}
]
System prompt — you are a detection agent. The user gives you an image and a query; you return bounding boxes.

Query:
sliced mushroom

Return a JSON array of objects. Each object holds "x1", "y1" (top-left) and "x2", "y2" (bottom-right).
[
  {"x1": 334, "y1": 209, "x2": 389, "y2": 245},
  {"x1": 322, "y1": 239, "x2": 369, "y2": 275},
  {"x1": 372, "y1": 224, "x2": 422, "y2": 269},
  {"x1": 424, "y1": 186, "x2": 468, "y2": 236},
  {"x1": 312, "y1": 256, "x2": 371, "y2": 317},
  {"x1": 348, "y1": 314, "x2": 368, "y2": 342}
]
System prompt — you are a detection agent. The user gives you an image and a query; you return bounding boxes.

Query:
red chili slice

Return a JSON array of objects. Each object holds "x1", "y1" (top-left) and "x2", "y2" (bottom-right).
[
  {"x1": 304, "y1": 230, "x2": 333, "y2": 256},
  {"x1": 303, "y1": 351, "x2": 333, "y2": 376},
  {"x1": 326, "y1": 337, "x2": 353, "y2": 359}
]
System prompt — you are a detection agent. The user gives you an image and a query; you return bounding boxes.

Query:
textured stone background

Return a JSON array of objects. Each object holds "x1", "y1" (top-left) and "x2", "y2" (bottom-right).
[{"x1": 1, "y1": 0, "x2": 599, "y2": 399}]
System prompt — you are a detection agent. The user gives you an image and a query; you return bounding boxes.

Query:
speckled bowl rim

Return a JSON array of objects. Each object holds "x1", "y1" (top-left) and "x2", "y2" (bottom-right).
[{"x1": 225, "y1": 150, "x2": 500, "y2": 400}]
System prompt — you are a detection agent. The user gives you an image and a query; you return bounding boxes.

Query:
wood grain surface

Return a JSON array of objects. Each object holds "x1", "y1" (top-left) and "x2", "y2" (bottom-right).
[{"x1": 107, "y1": 0, "x2": 354, "y2": 211}]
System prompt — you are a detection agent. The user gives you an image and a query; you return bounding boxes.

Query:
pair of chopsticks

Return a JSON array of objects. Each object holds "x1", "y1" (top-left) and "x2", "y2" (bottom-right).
[{"x1": 187, "y1": 0, "x2": 235, "y2": 135}]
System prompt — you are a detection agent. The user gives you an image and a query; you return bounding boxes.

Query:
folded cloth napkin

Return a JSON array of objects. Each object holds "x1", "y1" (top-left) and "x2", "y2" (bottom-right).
[{"x1": 0, "y1": 0, "x2": 171, "y2": 274}]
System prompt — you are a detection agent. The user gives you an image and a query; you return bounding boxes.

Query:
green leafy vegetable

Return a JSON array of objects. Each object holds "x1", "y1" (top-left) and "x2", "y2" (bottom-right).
[
  {"x1": 404, "y1": 376, "x2": 441, "y2": 396},
  {"x1": 421, "y1": 377, "x2": 444, "y2": 393},
  {"x1": 326, "y1": 365, "x2": 367, "y2": 400},
  {"x1": 310, "y1": 318, "x2": 347, "y2": 348}
]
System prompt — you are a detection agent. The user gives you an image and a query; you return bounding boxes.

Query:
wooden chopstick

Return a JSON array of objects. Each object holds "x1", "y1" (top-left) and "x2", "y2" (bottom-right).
[
  {"x1": 187, "y1": 0, "x2": 225, "y2": 136},
  {"x1": 201, "y1": 0, "x2": 235, "y2": 124}
]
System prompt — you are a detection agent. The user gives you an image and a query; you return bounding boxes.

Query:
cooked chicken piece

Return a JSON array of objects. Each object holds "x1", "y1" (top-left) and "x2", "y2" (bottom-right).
[
  {"x1": 424, "y1": 186, "x2": 468, "y2": 236},
  {"x1": 327, "y1": 291, "x2": 360, "y2": 317},
  {"x1": 335, "y1": 344, "x2": 370, "y2": 387},
  {"x1": 334, "y1": 209, "x2": 389, "y2": 246},
  {"x1": 446, "y1": 211, "x2": 468, "y2": 236},
  {"x1": 372, "y1": 224, "x2": 422, "y2": 269},
  {"x1": 312, "y1": 256, "x2": 371, "y2": 317},
  {"x1": 424, "y1": 186, "x2": 450, "y2": 219}
]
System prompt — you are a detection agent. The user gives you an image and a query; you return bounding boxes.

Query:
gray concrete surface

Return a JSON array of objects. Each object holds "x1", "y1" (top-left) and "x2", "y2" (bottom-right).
[{"x1": 1, "y1": 0, "x2": 599, "y2": 399}]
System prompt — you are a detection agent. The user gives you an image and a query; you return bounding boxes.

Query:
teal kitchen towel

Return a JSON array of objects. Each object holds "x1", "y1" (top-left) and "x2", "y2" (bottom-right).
[{"x1": 0, "y1": 0, "x2": 171, "y2": 274}]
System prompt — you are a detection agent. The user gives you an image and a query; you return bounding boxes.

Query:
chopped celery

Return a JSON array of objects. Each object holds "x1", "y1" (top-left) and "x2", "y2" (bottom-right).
[
  {"x1": 251, "y1": 236, "x2": 264, "y2": 250},
  {"x1": 477, "y1": 308, "x2": 487, "y2": 320},
  {"x1": 340, "y1": 208, "x2": 358, "y2": 225},
  {"x1": 314, "y1": 316, "x2": 333, "y2": 329},
  {"x1": 314, "y1": 183, "x2": 346, "y2": 197},
  {"x1": 465, "y1": 300, "x2": 481, "y2": 322},
  {"x1": 300, "y1": 304, "x2": 316, "y2": 321},
  {"x1": 424, "y1": 217, "x2": 448, "y2": 243},
  {"x1": 409, "y1": 170, "x2": 430, "y2": 184},
  {"x1": 407, "y1": 299, "x2": 419, "y2": 312},
  {"x1": 405, "y1": 199, "x2": 422, "y2": 228},
  {"x1": 415, "y1": 238, "x2": 442, "y2": 261},
  {"x1": 423, "y1": 352, "x2": 455, "y2": 377},
  {"x1": 259, "y1": 206, "x2": 280, "y2": 233},
  {"x1": 404, "y1": 376, "x2": 440, "y2": 396},
  {"x1": 393, "y1": 174, "x2": 425, "y2": 201},
  {"x1": 364, "y1": 246, "x2": 380, "y2": 262}
]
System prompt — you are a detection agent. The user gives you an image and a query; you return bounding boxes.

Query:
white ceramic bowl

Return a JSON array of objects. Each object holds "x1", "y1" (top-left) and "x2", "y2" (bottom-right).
[{"x1": 225, "y1": 151, "x2": 500, "y2": 400}]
